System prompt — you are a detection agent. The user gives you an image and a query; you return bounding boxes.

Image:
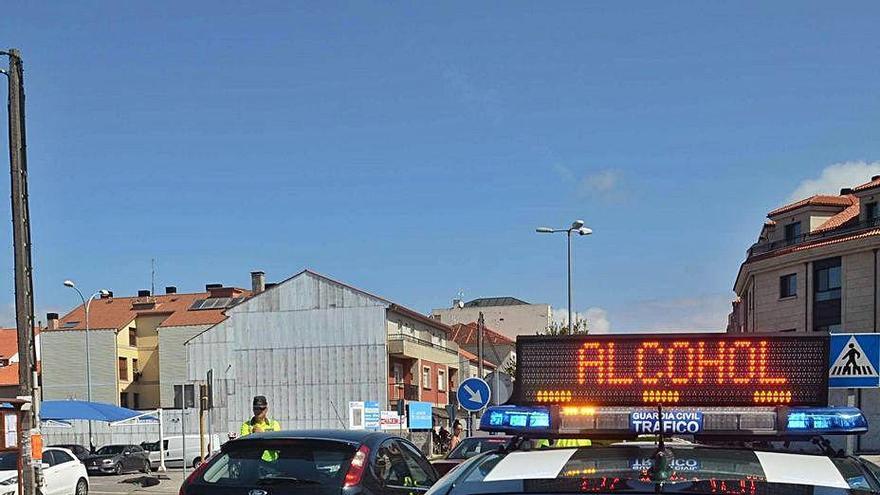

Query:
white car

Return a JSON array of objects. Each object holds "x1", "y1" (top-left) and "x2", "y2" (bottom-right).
[
  {"x1": 0, "y1": 447, "x2": 89, "y2": 495},
  {"x1": 142, "y1": 434, "x2": 222, "y2": 469}
]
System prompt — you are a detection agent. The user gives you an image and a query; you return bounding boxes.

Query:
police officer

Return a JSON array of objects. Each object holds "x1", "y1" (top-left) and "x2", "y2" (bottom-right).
[{"x1": 241, "y1": 395, "x2": 281, "y2": 436}]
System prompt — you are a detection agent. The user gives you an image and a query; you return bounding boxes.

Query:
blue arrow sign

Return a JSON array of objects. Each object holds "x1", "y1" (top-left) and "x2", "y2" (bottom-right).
[
  {"x1": 458, "y1": 377, "x2": 491, "y2": 411},
  {"x1": 829, "y1": 333, "x2": 880, "y2": 388}
]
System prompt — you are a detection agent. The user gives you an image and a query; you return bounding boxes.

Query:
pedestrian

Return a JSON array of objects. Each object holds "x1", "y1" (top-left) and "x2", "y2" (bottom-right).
[
  {"x1": 240, "y1": 395, "x2": 281, "y2": 436},
  {"x1": 450, "y1": 420, "x2": 464, "y2": 450}
]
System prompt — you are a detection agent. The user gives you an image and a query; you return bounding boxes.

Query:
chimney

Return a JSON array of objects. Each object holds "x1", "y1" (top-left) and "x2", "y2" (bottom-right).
[
  {"x1": 841, "y1": 188, "x2": 854, "y2": 195},
  {"x1": 47, "y1": 313, "x2": 59, "y2": 330},
  {"x1": 205, "y1": 284, "x2": 222, "y2": 291},
  {"x1": 265, "y1": 282, "x2": 278, "y2": 290},
  {"x1": 251, "y1": 271, "x2": 266, "y2": 294},
  {"x1": 165, "y1": 286, "x2": 177, "y2": 295},
  {"x1": 137, "y1": 289, "x2": 151, "y2": 297},
  {"x1": 100, "y1": 290, "x2": 113, "y2": 299}
]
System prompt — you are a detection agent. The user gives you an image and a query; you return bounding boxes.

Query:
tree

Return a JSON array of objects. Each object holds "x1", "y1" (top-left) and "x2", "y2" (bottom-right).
[{"x1": 539, "y1": 318, "x2": 589, "y2": 336}]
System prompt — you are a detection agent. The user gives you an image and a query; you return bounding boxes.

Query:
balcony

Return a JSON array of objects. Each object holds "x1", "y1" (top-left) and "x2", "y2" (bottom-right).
[
  {"x1": 387, "y1": 333, "x2": 460, "y2": 364},
  {"x1": 748, "y1": 217, "x2": 880, "y2": 259},
  {"x1": 388, "y1": 383, "x2": 419, "y2": 402}
]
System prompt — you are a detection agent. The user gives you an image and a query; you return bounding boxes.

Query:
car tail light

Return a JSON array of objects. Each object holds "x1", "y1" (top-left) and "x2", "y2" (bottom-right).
[
  {"x1": 179, "y1": 458, "x2": 211, "y2": 495},
  {"x1": 343, "y1": 444, "x2": 371, "y2": 488}
]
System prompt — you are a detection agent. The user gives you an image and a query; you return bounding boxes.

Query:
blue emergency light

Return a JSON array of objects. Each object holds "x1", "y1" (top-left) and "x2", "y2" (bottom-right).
[
  {"x1": 480, "y1": 405, "x2": 552, "y2": 434},
  {"x1": 785, "y1": 407, "x2": 868, "y2": 435}
]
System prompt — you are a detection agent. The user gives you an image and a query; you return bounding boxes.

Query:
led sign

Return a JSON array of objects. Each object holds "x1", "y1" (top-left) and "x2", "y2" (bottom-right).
[{"x1": 515, "y1": 334, "x2": 828, "y2": 407}]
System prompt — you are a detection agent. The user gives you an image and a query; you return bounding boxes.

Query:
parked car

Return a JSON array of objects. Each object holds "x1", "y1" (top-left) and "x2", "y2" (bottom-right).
[
  {"x1": 83, "y1": 444, "x2": 151, "y2": 475},
  {"x1": 179, "y1": 429, "x2": 439, "y2": 495},
  {"x1": 142, "y1": 434, "x2": 223, "y2": 469},
  {"x1": 0, "y1": 447, "x2": 89, "y2": 495},
  {"x1": 49, "y1": 444, "x2": 91, "y2": 462},
  {"x1": 430, "y1": 435, "x2": 512, "y2": 477}
]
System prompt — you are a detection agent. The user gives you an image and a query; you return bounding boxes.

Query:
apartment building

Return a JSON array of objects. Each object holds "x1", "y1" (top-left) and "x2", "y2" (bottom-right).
[
  {"x1": 729, "y1": 175, "x2": 880, "y2": 450},
  {"x1": 432, "y1": 297, "x2": 551, "y2": 339},
  {"x1": 185, "y1": 269, "x2": 460, "y2": 434},
  {"x1": 448, "y1": 322, "x2": 515, "y2": 371},
  {"x1": 43, "y1": 281, "x2": 253, "y2": 409},
  {"x1": 0, "y1": 327, "x2": 41, "y2": 398},
  {"x1": 730, "y1": 176, "x2": 880, "y2": 334}
]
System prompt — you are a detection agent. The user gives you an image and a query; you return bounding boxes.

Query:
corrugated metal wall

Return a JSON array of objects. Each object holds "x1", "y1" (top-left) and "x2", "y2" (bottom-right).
[
  {"x1": 187, "y1": 272, "x2": 389, "y2": 435},
  {"x1": 42, "y1": 409, "x2": 204, "y2": 449},
  {"x1": 42, "y1": 330, "x2": 119, "y2": 404},
  {"x1": 158, "y1": 324, "x2": 211, "y2": 408}
]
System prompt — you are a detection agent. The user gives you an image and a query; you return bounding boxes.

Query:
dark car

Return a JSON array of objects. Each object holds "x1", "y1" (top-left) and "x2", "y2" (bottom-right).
[
  {"x1": 49, "y1": 444, "x2": 90, "y2": 462},
  {"x1": 179, "y1": 429, "x2": 439, "y2": 495},
  {"x1": 430, "y1": 435, "x2": 512, "y2": 477},
  {"x1": 84, "y1": 444, "x2": 151, "y2": 475}
]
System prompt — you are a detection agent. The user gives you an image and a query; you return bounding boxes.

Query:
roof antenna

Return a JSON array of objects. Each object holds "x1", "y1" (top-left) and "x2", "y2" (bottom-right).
[
  {"x1": 151, "y1": 258, "x2": 157, "y2": 296},
  {"x1": 648, "y1": 403, "x2": 673, "y2": 483}
]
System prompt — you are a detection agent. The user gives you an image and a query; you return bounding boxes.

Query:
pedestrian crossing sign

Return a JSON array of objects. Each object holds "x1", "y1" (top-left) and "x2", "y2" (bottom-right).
[{"x1": 829, "y1": 334, "x2": 880, "y2": 388}]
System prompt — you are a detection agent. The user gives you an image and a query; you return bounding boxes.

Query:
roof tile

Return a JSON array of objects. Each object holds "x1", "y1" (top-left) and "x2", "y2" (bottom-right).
[{"x1": 768, "y1": 195, "x2": 856, "y2": 217}]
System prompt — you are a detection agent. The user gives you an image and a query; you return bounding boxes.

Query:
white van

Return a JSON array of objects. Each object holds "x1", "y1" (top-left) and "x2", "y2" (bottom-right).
[{"x1": 142, "y1": 435, "x2": 222, "y2": 469}]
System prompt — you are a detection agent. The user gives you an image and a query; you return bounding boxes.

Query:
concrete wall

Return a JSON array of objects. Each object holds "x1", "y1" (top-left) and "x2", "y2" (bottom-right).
[
  {"x1": 431, "y1": 304, "x2": 551, "y2": 339},
  {"x1": 158, "y1": 324, "x2": 211, "y2": 408},
  {"x1": 42, "y1": 330, "x2": 119, "y2": 404},
  {"x1": 187, "y1": 271, "x2": 389, "y2": 436},
  {"x1": 751, "y1": 264, "x2": 808, "y2": 332}
]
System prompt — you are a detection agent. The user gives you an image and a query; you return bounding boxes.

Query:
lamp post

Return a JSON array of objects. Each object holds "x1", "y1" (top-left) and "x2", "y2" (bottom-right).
[
  {"x1": 536, "y1": 220, "x2": 593, "y2": 332},
  {"x1": 63, "y1": 280, "x2": 109, "y2": 451}
]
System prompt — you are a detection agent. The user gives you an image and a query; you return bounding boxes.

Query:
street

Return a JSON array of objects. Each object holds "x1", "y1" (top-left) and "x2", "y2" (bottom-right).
[{"x1": 86, "y1": 469, "x2": 184, "y2": 495}]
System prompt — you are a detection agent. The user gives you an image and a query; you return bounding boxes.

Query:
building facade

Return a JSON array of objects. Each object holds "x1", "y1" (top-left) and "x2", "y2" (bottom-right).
[
  {"x1": 730, "y1": 175, "x2": 880, "y2": 450},
  {"x1": 43, "y1": 282, "x2": 252, "y2": 409},
  {"x1": 431, "y1": 297, "x2": 551, "y2": 339},
  {"x1": 185, "y1": 269, "x2": 460, "y2": 436},
  {"x1": 448, "y1": 322, "x2": 515, "y2": 371},
  {"x1": 0, "y1": 327, "x2": 41, "y2": 398}
]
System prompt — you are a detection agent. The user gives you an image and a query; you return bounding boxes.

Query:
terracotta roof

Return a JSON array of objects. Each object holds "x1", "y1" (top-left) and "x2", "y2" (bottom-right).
[
  {"x1": 854, "y1": 177, "x2": 880, "y2": 192},
  {"x1": 0, "y1": 363, "x2": 19, "y2": 387},
  {"x1": 768, "y1": 195, "x2": 856, "y2": 217},
  {"x1": 449, "y1": 323, "x2": 514, "y2": 346},
  {"x1": 458, "y1": 349, "x2": 496, "y2": 369},
  {"x1": 0, "y1": 328, "x2": 42, "y2": 387},
  {"x1": 813, "y1": 201, "x2": 861, "y2": 233},
  {"x1": 55, "y1": 290, "x2": 249, "y2": 332}
]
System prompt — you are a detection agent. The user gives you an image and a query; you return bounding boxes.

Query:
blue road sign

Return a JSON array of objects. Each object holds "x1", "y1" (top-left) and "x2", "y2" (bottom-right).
[
  {"x1": 458, "y1": 377, "x2": 491, "y2": 411},
  {"x1": 829, "y1": 333, "x2": 880, "y2": 388}
]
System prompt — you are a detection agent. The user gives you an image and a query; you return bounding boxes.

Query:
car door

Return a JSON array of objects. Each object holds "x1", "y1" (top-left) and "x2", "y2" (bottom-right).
[
  {"x1": 372, "y1": 439, "x2": 435, "y2": 494},
  {"x1": 49, "y1": 450, "x2": 81, "y2": 494},
  {"x1": 41, "y1": 451, "x2": 58, "y2": 495},
  {"x1": 131, "y1": 445, "x2": 147, "y2": 470},
  {"x1": 121, "y1": 446, "x2": 135, "y2": 472},
  {"x1": 394, "y1": 440, "x2": 437, "y2": 492}
]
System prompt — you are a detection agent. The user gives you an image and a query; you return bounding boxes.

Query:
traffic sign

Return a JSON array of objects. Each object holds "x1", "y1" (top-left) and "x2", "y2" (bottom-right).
[
  {"x1": 485, "y1": 371, "x2": 513, "y2": 405},
  {"x1": 829, "y1": 334, "x2": 880, "y2": 388},
  {"x1": 458, "y1": 377, "x2": 491, "y2": 411}
]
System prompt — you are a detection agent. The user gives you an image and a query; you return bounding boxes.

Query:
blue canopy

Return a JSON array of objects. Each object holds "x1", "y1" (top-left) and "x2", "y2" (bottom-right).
[{"x1": 41, "y1": 400, "x2": 155, "y2": 423}]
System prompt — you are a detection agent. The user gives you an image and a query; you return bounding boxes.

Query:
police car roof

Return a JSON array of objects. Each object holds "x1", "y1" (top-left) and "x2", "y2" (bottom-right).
[
  {"x1": 440, "y1": 444, "x2": 874, "y2": 494},
  {"x1": 230, "y1": 429, "x2": 397, "y2": 445}
]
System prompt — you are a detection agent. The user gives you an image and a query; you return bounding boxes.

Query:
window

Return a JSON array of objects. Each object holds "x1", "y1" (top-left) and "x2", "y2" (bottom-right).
[
  {"x1": 438, "y1": 369, "x2": 446, "y2": 391},
  {"x1": 779, "y1": 273, "x2": 797, "y2": 298},
  {"x1": 120, "y1": 392, "x2": 128, "y2": 408},
  {"x1": 118, "y1": 357, "x2": 128, "y2": 381},
  {"x1": 375, "y1": 440, "x2": 434, "y2": 488},
  {"x1": 784, "y1": 222, "x2": 802, "y2": 244},
  {"x1": 396, "y1": 441, "x2": 436, "y2": 487},
  {"x1": 422, "y1": 367, "x2": 431, "y2": 389},
  {"x1": 868, "y1": 202, "x2": 879, "y2": 223},
  {"x1": 392, "y1": 363, "x2": 403, "y2": 384},
  {"x1": 814, "y1": 257, "x2": 842, "y2": 332},
  {"x1": 128, "y1": 328, "x2": 137, "y2": 347},
  {"x1": 52, "y1": 450, "x2": 74, "y2": 464},
  {"x1": 133, "y1": 393, "x2": 140, "y2": 409},
  {"x1": 132, "y1": 358, "x2": 139, "y2": 381},
  {"x1": 174, "y1": 384, "x2": 196, "y2": 408},
  {"x1": 42, "y1": 451, "x2": 56, "y2": 467}
]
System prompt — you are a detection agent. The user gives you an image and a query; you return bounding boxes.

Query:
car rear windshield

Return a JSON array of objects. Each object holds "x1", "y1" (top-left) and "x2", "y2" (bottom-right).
[
  {"x1": 448, "y1": 437, "x2": 510, "y2": 459},
  {"x1": 199, "y1": 439, "x2": 356, "y2": 490},
  {"x1": 96, "y1": 445, "x2": 125, "y2": 455}
]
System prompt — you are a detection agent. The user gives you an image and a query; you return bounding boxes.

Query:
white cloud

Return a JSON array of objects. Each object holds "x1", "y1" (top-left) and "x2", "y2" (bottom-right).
[
  {"x1": 610, "y1": 294, "x2": 732, "y2": 334},
  {"x1": 787, "y1": 161, "x2": 880, "y2": 202},
  {"x1": 580, "y1": 170, "x2": 618, "y2": 196},
  {"x1": 551, "y1": 306, "x2": 611, "y2": 333}
]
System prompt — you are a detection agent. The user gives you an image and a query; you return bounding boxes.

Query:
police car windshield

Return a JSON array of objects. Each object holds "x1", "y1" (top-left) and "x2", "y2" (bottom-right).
[
  {"x1": 448, "y1": 437, "x2": 512, "y2": 460},
  {"x1": 440, "y1": 446, "x2": 875, "y2": 494}
]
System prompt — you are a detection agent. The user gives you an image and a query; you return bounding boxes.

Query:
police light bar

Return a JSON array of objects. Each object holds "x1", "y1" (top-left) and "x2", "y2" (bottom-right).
[{"x1": 479, "y1": 405, "x2": 867, "y2": 438}]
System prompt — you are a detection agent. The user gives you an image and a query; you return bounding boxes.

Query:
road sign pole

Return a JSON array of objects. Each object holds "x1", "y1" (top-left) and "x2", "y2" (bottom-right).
[{"x1": 846, "y1": 388, "x2": 856, "y2": 455}]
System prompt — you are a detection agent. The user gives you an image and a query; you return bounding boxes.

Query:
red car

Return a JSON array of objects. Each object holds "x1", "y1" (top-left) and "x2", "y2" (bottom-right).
[{"x1": 431, "y1": 435, "x2": 512, "y2": 477}]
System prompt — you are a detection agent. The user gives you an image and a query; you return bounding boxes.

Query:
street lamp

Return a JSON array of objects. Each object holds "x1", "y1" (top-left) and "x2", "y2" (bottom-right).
[
  {"x1": 63, "y1": 280, "x2": 109, "y2": 451},
  {"x1": 535, "y1": 220, "x2": 593, "y2": 332}
]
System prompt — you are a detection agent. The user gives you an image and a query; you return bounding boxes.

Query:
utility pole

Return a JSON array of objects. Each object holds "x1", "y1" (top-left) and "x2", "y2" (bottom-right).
[
  {"x1": 477, "y1": 312, "x2": 484, "y2": 378},
  {"x1": 4, "y1": 48, "x2": 40, "y2": 495}
]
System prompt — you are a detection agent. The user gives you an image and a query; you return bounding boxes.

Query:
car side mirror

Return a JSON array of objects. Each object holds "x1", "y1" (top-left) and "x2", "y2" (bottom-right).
[
  {"x1": 123, "y1": 451, "x2": 131, "y2": 456},
  {"x1": 40, "y1": 462, "x2": 50, "y2": 470}
]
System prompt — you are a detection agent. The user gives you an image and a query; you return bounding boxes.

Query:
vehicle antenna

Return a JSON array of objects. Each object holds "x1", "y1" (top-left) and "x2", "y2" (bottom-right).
[{"x1": 648, "y1": 403, "x2": 674, "y2": 483}]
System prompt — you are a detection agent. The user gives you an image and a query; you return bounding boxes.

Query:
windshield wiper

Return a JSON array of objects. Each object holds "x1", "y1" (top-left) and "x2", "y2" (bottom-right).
[{"x1": 256, "y1": 475, "x2": 321, "y2": 485}]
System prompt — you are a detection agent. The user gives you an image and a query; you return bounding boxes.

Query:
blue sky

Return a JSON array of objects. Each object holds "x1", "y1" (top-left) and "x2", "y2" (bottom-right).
[{"x1": 2, "y1": 2, "x2": 880, "y2": 332}]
